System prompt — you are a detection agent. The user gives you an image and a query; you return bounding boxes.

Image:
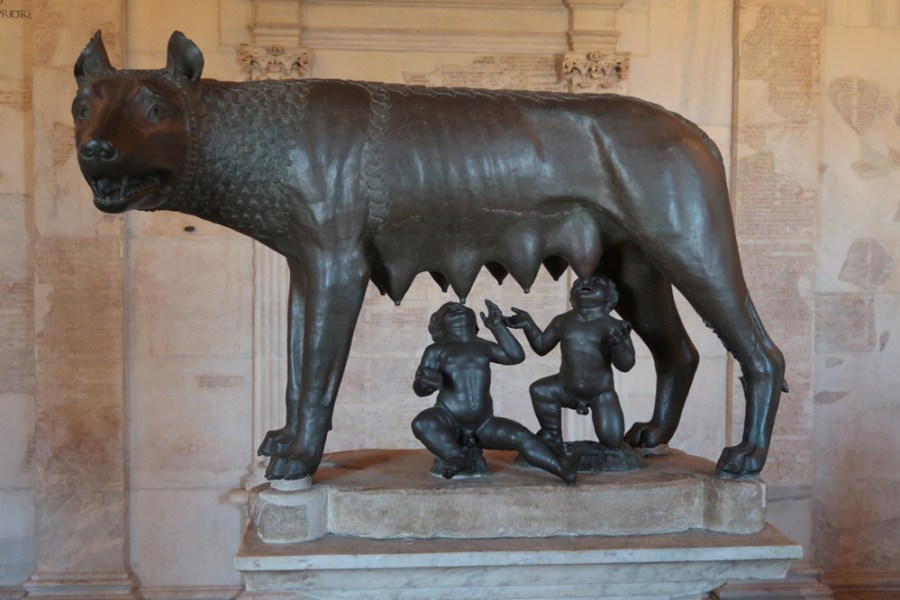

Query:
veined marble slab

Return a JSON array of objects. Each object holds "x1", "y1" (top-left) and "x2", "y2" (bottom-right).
[{"x1": 236, "y1": 523, "x2": 801, "y2": 599}]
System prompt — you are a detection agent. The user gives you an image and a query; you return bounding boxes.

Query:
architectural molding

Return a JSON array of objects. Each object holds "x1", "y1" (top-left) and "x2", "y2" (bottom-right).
[
  {"x1": 139, "y1": 585, "x2": 243, "y2": 600},
  {"x1": 715, "y1": 561, "x2": 834, "y2": 598},
  {"x1": 563, "y1": 0, "x2": 624, "y2": 53},
  {"x1": 300, "y1": 28, "x2": 566, "y2": 54},
  {"x1": 826, "y1": 0, "x2": 900, "y2": 28},
  {"x1": 300, "y1": 0, "x2": 570, "y2": 54},
  {"x1": 824, "y1": 571, "x2": 900, "y2": 598},
  {"x1": 23, "y1": 571, "x2": 139, "y2": 600},
  {"x1": 305, "y1": 0, "x2": 564, "y2": 6}
]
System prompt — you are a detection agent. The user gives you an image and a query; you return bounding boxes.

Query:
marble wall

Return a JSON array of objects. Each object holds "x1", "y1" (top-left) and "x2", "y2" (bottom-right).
[
  {"x1": 0, "y1": 2, "x2": 35, "y2": 595},
  {"x1": 814, "y1": 6, "x2": 900, "y2": 594},
  {"x1": 0, "y1": 0, "x2": 898, "y2": 598}
]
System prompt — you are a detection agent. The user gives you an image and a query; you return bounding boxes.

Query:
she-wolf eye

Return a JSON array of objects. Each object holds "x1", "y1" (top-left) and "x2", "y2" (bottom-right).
[
  {"x1": 73, "y1": 101, "x2": 91, "y2": 121},
  {"x1": 147, "y1": 104, "x2": 163, "y2": 122}
]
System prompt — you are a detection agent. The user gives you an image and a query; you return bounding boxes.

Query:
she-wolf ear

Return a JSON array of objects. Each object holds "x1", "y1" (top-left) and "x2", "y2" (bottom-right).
[
  {"x1": 74, "y1": 31, "x2": 115, "y2": 84},
  {"x1": 166, "y1": 31, "x2": 204, "y2": 85}
]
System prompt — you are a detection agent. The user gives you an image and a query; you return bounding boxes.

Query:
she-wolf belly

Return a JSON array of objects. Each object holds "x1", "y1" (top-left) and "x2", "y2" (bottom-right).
[{"x1": 362, "y1": 86, "x2": 620, "y2": 302}]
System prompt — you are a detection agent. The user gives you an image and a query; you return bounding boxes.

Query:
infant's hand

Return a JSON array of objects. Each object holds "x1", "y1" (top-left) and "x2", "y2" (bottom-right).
[
  {"x1": 481, "y1": 299, "x2": 504, "y2": 329},
  {"x1": 503, "y1": 307, "x2": 533, "y2": 329},
  {"x1": 416, "y1": 367, "x2": 443, "y2": 392},
  {"x1": 610, "y1": 320, "x2": 632, "y2": 345}
]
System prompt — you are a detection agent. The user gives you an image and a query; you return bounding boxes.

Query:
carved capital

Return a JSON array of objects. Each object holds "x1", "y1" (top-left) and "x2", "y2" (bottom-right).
[
  {"x1": 561, "y1": 51, "x2": 630, "y2": 92},
  {"x1": 239, "y1": 44, "x2": 312, "y2": 81}
]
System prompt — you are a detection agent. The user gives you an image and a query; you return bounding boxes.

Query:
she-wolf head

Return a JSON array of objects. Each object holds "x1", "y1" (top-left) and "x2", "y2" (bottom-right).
[{"x1": 72, "y1": 31, "x2": 204, "y2": 213}]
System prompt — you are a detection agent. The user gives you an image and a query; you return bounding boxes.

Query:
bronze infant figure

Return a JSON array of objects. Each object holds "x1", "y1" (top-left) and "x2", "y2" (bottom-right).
[
  {"x1": 412, "y1": 300, "x2": 577, "y2": 484},
  {"x1": 72, "y1": 31, "x2": 787, "y2": 480}
]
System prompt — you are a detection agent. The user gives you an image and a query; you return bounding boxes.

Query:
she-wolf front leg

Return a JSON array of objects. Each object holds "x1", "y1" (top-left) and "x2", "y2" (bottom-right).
[{"x1": 265, "y1": 250, "x2": 370, "y2": 480}]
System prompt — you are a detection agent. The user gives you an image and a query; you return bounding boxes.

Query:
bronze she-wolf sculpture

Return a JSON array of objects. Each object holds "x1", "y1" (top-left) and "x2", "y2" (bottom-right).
[{"x1": 72, "y1": 31, "x2": 787, "y2": 480}]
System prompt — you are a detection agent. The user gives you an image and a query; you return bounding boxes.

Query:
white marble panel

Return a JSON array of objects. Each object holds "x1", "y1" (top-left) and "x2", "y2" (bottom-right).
[
  {"x1": 616, "y1": 345, "x2": 727, "y2": 462},
  {"x1": 812, "y1": 293, "x2": 900, "y2": 481},
  {"x1": 617, "y1": 0, "x2": 650, "y2": 56},
  {"x1": 219, "y1": 0, "x2": 253, "y2": 47},
  {"x1": 818, "y1": 26, "x2": 900, "y2": 296},
  {"x1": 0, "y1": 279, "x2": 33, "y2": 397},
  {"x1": 814, "y1": 478, "x2": 900, "y2": 572},
  {"x1": 126, "y1": 0, "x2": 219, "y2": 59},
  {"x1": 0, "y1": 489, "x2": 34, "y2": 587},
  {"x1": 128, "y1": 237, "x2": 253, "y2": 359},
  {"x1": 33, "y1": 491, "x2": 126, "y2": 574},
  {"x1": 0, "y1": 394, "x2": 33, "y2": 488},
  {"x1": 129, "y1": 488, "x2": 243, "y2": 589},
  {"x1": 31, "y1": 0, "x2": 123, "y2": 69},
  {"x1": 0, "y1": 9, "x2": 30, "y2": 81},
  {"x1": 628, "y1": 0, "x2": 733, "y2": 127},
  {"x1": 766, "y1": 485, "x2": 813, "y2": 555},
  {"x1": 667, "y1": 356, "x2": 728, "y2": 462},
  {"x1": 128, "y1": 356, "x2": 252, "y2": 488},
  {"x1": 0, "y1": 196, "x2": 28, "y2": 281},
  {"x1": 31, "y1": 67, "x2": 108, "y2": 238},
  {"x1": 0, "y1": 103, "x2": 28, "y2": 196}
]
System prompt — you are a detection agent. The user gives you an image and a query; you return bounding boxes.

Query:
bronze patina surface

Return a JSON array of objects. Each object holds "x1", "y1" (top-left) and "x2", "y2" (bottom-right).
[{"x1": 73, "y1": 31, "x2": 786, "y2": 480}]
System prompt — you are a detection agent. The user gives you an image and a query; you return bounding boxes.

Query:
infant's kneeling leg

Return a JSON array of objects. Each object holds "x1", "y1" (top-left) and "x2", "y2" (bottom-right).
[{"x1": 591, "y1": 391, "x2": 625, "y2": 448}]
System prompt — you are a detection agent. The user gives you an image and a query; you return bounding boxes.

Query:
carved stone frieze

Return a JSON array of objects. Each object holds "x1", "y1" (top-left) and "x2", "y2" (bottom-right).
[
  {"x1": 561, "y1": 51, "x2": 630, "y2": 92},
  {"x1": 239, "y1": 44, "x2": 312, "y2": 81}
]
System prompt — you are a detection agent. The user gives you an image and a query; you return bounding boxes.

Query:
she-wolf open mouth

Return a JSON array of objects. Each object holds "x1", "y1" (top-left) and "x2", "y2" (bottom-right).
[{"x1": 90, "y1": 172, "x2": 174, "y2": 210}]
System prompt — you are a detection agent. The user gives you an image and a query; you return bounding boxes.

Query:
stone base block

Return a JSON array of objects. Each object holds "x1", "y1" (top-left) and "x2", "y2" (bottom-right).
[
  {"x1": 236, "y1": 523, "x2": 801, "y2": 599},
  {"x1": 248, "y1": 477, "x2": 327, "y2": 544},
  {"x1": 239, "y1": 449, "x2": 799, "y2": 599},
  {"x1": 249, "y1": 448, "x2": 766, "y2": 540}
]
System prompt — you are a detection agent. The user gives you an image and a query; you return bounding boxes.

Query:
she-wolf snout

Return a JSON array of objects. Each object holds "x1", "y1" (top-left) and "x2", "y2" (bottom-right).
[{"x1": 79, "y1": 137, "x2": 119, "y2": 163}]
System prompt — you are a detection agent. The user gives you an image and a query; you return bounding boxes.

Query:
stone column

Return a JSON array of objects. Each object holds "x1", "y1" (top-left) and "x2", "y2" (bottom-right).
[{"x1": 24, "y1": 2, "x2": 138, "y2": 598}]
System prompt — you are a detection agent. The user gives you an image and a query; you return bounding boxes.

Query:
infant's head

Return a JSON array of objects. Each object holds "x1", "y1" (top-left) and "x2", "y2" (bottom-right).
[
  {"x1": 570, "y1": 275, "x2": 618, "y2": 312},
  {"x1": 429, "y1": 302, "x2": 478, "y2": 341}
]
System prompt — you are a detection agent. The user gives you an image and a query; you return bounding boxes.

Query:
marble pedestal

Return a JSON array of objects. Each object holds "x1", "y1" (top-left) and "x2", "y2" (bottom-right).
[{"x1": 236, "y1": 449, "x2": 801, "y2": 599}]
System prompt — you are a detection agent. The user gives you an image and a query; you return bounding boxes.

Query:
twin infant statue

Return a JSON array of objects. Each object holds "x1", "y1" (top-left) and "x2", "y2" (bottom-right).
[{"x1": 412, "y1": 275, "x2": 638, "y2": 485}]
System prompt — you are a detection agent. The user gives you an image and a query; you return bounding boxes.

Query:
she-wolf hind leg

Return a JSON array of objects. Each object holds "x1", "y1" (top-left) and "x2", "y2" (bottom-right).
[
  {"x1": 712, "y1": 295, "x2": 785, "y2": 476},
  {"x1": 602, "y1": 250, "x2": 700, "y2": 449},
  {"x1": 642, "y1": 240, "x2": 785, "y2": 477},
  {"x1": 265, "y1": 252, "x2": 369, "y2": 480},
  {"x1": 258, "y1": 259, "x2": 305, "y2": 458}
]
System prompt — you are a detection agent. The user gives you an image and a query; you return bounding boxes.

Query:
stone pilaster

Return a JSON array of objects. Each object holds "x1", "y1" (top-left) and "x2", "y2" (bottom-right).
[
  {"x1": 247, "y1": 247, "x2": 288, "y2": 489},
  {"x1": 24, "y1": 1, "x2": 138, "y2": 598},
  {"x1": 239, "y1": 0, "x2": 312, "y2": 81},
  {"x1": 561, "y1": 0, "x2": 630, "y2": 92},
  {"x1": 242, "y1": 1, "x2": 310, "y2": 489}
]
